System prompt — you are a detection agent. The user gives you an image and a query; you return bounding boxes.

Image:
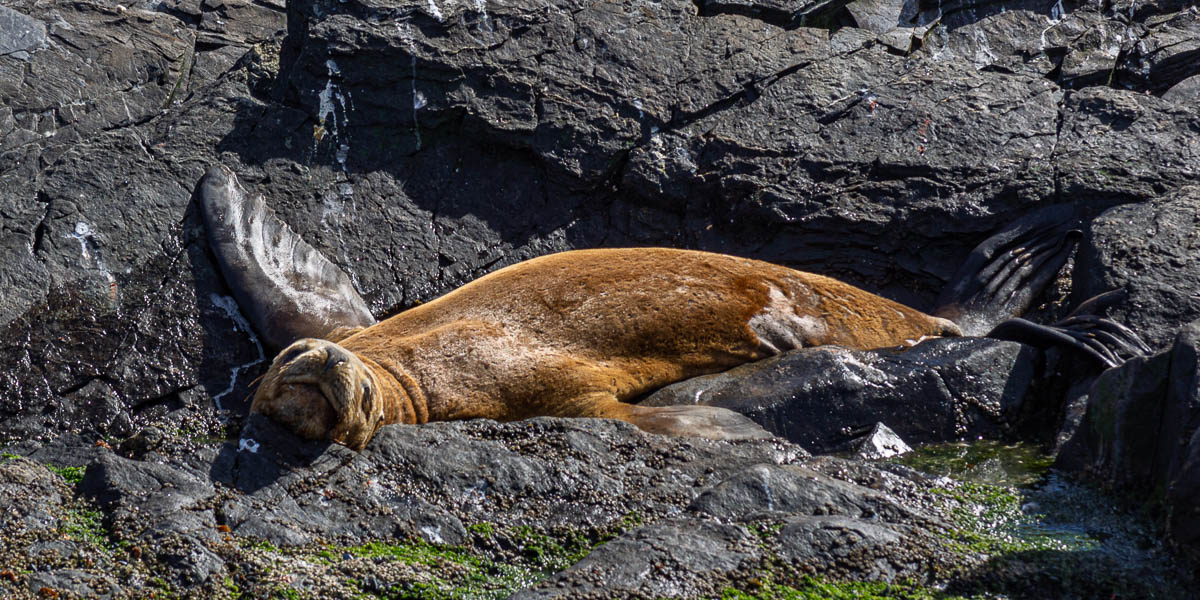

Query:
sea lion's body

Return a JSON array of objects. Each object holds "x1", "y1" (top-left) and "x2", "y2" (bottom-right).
[{"x1": 250, "y1": 248, "x2": 960, "y2": 448}]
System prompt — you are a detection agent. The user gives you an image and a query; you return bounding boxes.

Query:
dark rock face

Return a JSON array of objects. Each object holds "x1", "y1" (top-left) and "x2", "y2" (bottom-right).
[
  {"x1": 1116, "y1": 8, "x2": 1200, "y2": 95},
  {"x1": 1, "y1": 0, "x2": 1199, "y2": 594},
  {"x1": 1063, "y1": 319, "x2": 1200, "y2": 561},
  {"x1": 0, "y1": 0, "x2": 194, "y2": 327},
  {"x1": 643, "y1": 338, "x2": 1042, "y2": 453},
  {"x1": 1075, "y1": 187, "x2": 1200, "y2": 351},
  {"x1": 1165, "y1": 322, "x2": 1200, "y2": 561},
  {"x1": 1065, "y1": 349, "x2": 1172, "y2": 487}
]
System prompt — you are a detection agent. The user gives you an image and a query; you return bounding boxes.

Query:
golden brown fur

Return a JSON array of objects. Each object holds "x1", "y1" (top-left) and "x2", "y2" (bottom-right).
[{"x1": 251, "y1": 248, "x2": 961, "y2": 449}]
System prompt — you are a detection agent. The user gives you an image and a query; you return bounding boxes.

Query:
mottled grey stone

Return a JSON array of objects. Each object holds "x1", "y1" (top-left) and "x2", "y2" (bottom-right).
[
  {"x1": 1163, "y1": 74, "x2": 1200, "y2": 102},
  {"x1": 689, "y1": 463, "x2": 927, "y2": 522},
  {"x1": 0, "y1": 457, "x2": 68, "y2": 535},
  {"x1": 511, "y1": 519, "x2": 759, "y2": 599},
  {"x1": 0, "y1": 5, "x2": 46, "y2": 57},
  {"x1": 27, "y1": 569, "x2": 123, "y2": 599},
  {"x1": 851, "y1": 422, "x2": 912, "y2": 459}
]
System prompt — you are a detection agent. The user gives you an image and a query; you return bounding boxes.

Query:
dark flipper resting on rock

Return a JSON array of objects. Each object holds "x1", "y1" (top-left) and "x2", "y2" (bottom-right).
[
  {"x1": 934, "y1": 204, "x2": 1081, "y2": 336},
  {"x1": 986, "y1": 290, "x2": 1153, "y2": 368},
  {"x1": 198, "y1": 165, "x2": 377, "y2": 349},
  {"x1": 933, "y1": 206, "x2": 1148, "y2": 368}
]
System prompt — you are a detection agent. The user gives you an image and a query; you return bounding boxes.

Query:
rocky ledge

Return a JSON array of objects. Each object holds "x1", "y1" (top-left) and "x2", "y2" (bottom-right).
[
  {"x1": 1, "y1": 415, "x2": 1188, "y2": 598},
  {"x1": 1, "y1": 0, "x2": 1199, "y2": 597}
]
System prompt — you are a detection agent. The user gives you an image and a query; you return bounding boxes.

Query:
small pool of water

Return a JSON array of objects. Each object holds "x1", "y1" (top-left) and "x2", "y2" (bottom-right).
[
  {"x1": 890, "y1": 440, "x2": 1055, "y2": 488},
  {"x1": 890, "y1": 440, "x2": 1188, "y2": 598}
]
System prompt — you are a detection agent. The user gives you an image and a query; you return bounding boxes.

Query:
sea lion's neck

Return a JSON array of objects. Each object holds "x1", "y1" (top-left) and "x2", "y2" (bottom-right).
[{"x1": 355, "y1": 353, "x2": 429, "y2": 425}]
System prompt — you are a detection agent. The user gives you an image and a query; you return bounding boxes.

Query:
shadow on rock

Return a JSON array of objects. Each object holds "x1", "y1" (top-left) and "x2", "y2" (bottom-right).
[
  {"x1": 945, "y1": 547, "x2": 1188, "y2": 599},
  {"x1": 212, "y1": 98, "x2": 601, "y2": 314},
  {"x1": 209, "y1": 413, "x2": 336, "y2": 495}
]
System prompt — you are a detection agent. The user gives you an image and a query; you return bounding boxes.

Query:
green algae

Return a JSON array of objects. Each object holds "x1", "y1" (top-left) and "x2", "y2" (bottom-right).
[
  {"x1": 228, "y1": 522, "x2": 612, "y2": 600},
  {"x1": 333, "y1": 539, "x2": 546, "y2": 600},
  {"x1": 60, "y1": 506, "x2": 108, "y2": 547},
  {"x1": 890, "y1": 440, "x2": 1055, "y2": 488},
  {"x1": 46, "y1": 464, "x2": 86, "y2": 487},
  {"x1": 334, "y1": 527, "x2": 599, "y2": 599},
  {"x1": 932, "y1": 481, "x2": 1096, "y2": 556},
  {"x1": 721, "y1": 578, "x2": 977, "y2": 599}
]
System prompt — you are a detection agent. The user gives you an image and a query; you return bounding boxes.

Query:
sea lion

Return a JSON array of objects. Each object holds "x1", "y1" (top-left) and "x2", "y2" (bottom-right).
[
  {"x1": 198, "y1": 166, "x2": 1145, "y2": 450},
  {"x1": 199, "y1": 166, "x2": 376, "y2": 349},
  {"x1": 198, "y1": 167, "x2": 964, "y2": 448}
]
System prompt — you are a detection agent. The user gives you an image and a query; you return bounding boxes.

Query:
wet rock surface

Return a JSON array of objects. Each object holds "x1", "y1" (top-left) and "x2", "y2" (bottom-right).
[{"x1": 0, "y1": 0, "x2": 1198, "y2": 595}]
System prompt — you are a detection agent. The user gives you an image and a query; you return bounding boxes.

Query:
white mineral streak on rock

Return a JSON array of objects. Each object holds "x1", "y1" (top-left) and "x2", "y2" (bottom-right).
[
  {"x1": 420, "y1": 525, "x2": 445, "y2": 544},
  {"x1": 1040, "y1": 0, "x2": 1066, "y2": 51},
  {"x1": 426, "y1": 0, "x2": 444, "y2": 22},
  {"x1": 68, "y1": 221, "x2": 93, "y2": 261},
  {"x1": 316, "y1": 58, "x2": 352, "y2": 165},
  {"x1": 757, "y1": 465, "x2": 776, "y2": 511},
  {"x1": 210, "y1": 293, "x2": 266, "y2": 412},
  {"x1": 66, "y1": 221, "x2": 119, "y2": 304},
  {"x1": 395, "y1": 21, "x2": 424, "y2": 150}
]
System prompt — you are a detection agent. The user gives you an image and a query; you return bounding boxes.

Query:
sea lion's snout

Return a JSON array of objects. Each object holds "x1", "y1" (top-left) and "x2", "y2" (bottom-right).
[{"x1": 251, "y1": 339, "x2": 381, "y2": 450}]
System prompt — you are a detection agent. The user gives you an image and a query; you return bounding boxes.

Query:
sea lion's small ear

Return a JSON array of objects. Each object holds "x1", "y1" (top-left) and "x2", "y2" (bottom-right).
[{"x1": 197, "y1": 166, "x2": 377, "y2": 349}]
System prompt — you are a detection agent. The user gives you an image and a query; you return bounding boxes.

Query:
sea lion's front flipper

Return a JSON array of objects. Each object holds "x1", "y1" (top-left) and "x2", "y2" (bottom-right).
[
  {"x1": 198, "y1": 166, "x2": 377, "y2": 349},
  {"x1": 624, "y1": 404, "x2": 775, "y2": 441},
  {"x1": 933, "y1": 205, "x2": 1081, "y2": 336}
]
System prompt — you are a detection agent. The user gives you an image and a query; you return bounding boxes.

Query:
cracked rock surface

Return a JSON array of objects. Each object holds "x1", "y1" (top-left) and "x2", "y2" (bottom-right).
[{"x1": 1, "y1": 0, "x2": 1199, "y2": 596}]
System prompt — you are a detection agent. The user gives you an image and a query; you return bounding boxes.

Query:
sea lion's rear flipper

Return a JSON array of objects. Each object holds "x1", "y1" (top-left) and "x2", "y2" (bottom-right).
[
  {"x1": 624, "y1": 404, "x2": 775, "y2": 441},
  {"x1": 986, "y1": 290, "x2": 1151, "y2": 369},
  {"x1": 933, "y1": 205, "x2": 1081, "y2": 336},
  {"x1": 198, "y1": 165, "x2": 377, "y2": 349}
]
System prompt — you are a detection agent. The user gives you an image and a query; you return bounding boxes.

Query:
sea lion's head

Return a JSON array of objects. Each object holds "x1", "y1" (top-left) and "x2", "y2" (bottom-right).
[{"x1": 251, "y1": 338, "x2": 383, "y2": 450}]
